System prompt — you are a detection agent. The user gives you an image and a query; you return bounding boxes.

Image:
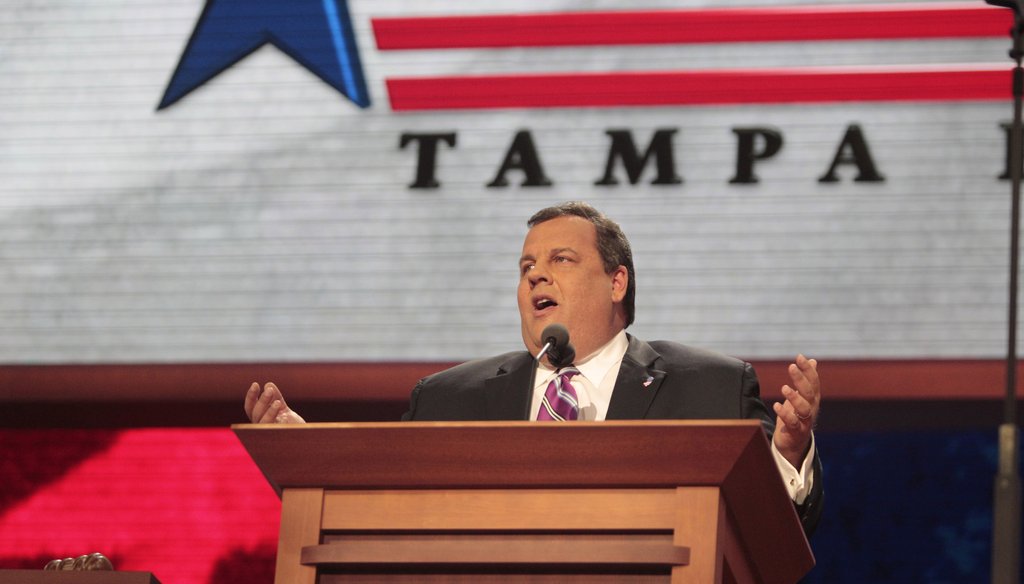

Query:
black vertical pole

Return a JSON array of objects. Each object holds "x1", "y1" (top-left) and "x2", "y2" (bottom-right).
[{"x1": 991, "y1": 3, "x2": 1024, "y2": 582}]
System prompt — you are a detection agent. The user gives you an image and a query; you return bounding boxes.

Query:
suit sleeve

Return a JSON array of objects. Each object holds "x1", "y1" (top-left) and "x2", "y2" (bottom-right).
[
  {"x1": 401, "y1": 379, "x2": 426, "y2": 421},
  {"x1": 740, "y1": 362, "x2": 824, "y2": 537}
]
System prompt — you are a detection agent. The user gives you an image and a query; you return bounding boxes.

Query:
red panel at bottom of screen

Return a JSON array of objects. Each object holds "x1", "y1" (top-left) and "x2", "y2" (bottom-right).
[{"x1": 0, "y1": 429, "x2": 280, "y2": 584}]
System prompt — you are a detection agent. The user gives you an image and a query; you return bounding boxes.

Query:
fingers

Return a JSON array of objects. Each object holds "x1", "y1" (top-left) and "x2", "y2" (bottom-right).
[
  {"x1": 776, "y1": 354, "x2": 821, "y2": 431},
  {"x1": 797, "y1": 354, "x2": 819, "y2": 382},
  {"x1": 773, "y1": 400, "x2": 799, "y2": 430},
  {"x1": 243, "y1": 382, "x2": 261, "y2": 421},
  {"x1": 244, "y1": 382, "x2": 289, "y2": 423},
  {"x1": 788, "y1": 355, "x2": 820, "y2": 405},
  {"x1": 772, "y1": 394, "x2": 814, "y2": 467},
  {"x1": 773, "y1": 355, "x2": 821, "y2": 466},
  {"x1": 257, "y1": 382, "x2": 285, "y2": 423},
  {"x1": 778, "y1": 385, "x2": 813, "y2": 428}
]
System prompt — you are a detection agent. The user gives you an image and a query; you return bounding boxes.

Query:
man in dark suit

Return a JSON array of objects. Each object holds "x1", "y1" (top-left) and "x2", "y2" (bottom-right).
[{"x1": 246, "y1": 201, "x2": 823, "y2": 533}]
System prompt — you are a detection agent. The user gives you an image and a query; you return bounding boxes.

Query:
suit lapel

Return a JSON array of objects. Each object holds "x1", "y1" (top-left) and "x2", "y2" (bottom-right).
[
  {"x1": 606, "y1": 335, "x2": 666, "y2": 420},
  {"x1": 483, "y1": 352, "x2": 535, "y2": 420}
]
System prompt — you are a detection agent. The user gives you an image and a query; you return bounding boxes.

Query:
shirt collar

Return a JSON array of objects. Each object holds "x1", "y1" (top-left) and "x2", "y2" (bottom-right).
[{"x1": 535, "y1": 329, "x2": 629, "y2": 387}]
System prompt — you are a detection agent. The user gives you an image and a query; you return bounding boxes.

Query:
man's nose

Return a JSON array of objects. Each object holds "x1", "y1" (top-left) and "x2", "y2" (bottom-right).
[{"x1": 528, "y1": 264, "x2": 550, "y2": 288}]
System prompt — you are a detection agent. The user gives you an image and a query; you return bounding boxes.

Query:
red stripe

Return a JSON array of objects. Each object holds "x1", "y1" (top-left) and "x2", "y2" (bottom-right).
[
  {"x1": 386, "y1": 67, "x2": 1008, "y2": 110},
  {"x1": 372, "y1": 3, "x2": 1009, "y2": 50},
  {"x1": 1, "y1": 358, "x2": 1022, "y2": 402}
]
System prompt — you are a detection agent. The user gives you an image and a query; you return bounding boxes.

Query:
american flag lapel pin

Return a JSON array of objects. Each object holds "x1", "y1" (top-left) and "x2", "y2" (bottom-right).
[{"x1": 642, "y1": 375, "x2": 654, "y2": 388}]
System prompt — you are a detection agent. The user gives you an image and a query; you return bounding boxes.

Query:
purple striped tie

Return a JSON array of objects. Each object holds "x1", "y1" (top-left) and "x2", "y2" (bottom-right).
[{"x1": 537, "y1": 367, "x2": 580, "y2": 421}]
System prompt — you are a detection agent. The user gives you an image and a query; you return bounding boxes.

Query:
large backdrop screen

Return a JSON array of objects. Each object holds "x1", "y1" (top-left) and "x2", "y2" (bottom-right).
[{"x1": 1, "y1": 0, "x2": 1013, "y2": 367}]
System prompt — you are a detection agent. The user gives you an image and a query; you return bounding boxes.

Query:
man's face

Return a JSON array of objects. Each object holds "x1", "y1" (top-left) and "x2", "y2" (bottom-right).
[{"x1": 517, "y1": 215, "x2": 628, "y2": 363}]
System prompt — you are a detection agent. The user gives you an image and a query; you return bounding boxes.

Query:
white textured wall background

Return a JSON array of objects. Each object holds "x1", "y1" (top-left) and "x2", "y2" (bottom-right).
[{"x1": 0, "y1": 0, "x2": 1014, "y2": 363}]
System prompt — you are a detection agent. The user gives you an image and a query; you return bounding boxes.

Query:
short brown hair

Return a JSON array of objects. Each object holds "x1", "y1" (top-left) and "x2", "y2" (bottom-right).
[{"x1": 527, "y1": 201, "x2": 636, "y2": 327}]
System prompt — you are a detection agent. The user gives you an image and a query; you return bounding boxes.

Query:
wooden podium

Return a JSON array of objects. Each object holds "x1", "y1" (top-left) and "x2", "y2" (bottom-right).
[{"x1": 233, "y1": 420, "x2": 813, "y2": 584}]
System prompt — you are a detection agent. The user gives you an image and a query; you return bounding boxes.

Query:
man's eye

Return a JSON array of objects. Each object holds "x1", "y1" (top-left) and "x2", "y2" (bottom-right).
[
  {"x1": 520, "y1": 264, "x2": 534, "y2": 276},
  {"x1": 553, "y1": 256, "x2": 571, "y2": 263}
]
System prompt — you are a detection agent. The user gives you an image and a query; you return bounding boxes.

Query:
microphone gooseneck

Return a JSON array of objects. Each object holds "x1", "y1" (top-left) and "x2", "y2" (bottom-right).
[{"x1": 524, "y1": 323, "x2": 576, "y2": 419}]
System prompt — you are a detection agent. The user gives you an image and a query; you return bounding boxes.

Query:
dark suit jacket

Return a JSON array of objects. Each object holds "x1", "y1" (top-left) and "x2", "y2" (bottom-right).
[{"x1": 403, "y1": 334, "x2": 823, "y2": 534}]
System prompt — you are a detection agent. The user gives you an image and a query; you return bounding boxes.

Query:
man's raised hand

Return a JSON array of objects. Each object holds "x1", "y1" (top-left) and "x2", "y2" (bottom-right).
[{"x1": 244, "y1": 382, "x2": 306, "y2": 424}]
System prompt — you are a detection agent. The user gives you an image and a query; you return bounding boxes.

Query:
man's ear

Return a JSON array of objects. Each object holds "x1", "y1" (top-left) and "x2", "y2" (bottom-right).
[{"x1": 610, "y1": 265, "x2": 628, "y2": 302}]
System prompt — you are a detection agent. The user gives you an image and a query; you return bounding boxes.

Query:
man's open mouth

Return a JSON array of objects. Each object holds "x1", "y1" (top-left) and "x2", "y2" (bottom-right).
[{"x1": 533, "y1": 297, "x2": 558, "y2": 311}]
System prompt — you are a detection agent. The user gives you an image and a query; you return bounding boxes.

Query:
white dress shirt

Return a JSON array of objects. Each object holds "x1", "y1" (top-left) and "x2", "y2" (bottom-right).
[{"x1": 529, "y1": 330, "x2": 815, "y2": 503}]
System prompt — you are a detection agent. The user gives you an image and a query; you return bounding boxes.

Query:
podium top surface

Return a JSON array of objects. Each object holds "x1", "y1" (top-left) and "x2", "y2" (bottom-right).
[{"x1": 232, "y1": 419, "x2": 771, "y2": 492}]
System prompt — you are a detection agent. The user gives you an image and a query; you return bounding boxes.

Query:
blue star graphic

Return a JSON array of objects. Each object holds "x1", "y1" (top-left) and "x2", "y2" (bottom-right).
[{"x1": 158, "y1": 0, "x2": 370, "y2": 110}]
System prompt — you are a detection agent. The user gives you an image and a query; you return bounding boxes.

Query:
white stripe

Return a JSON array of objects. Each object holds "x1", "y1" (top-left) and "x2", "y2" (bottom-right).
[
  {"x1": 556, "y1": 386, "x2": 579, "y2": 409},
  {"x1": 540, "y1": 396, "x2": 565, "y2": 421}
]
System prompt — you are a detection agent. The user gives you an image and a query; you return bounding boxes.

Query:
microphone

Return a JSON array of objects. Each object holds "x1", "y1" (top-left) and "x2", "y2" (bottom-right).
[
  {"x1": 524, "y1": 323, "x2": 576, "y2": 419},
  {"x1": 534, "y1": 323, "x2": 576, "y2": 369}
]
